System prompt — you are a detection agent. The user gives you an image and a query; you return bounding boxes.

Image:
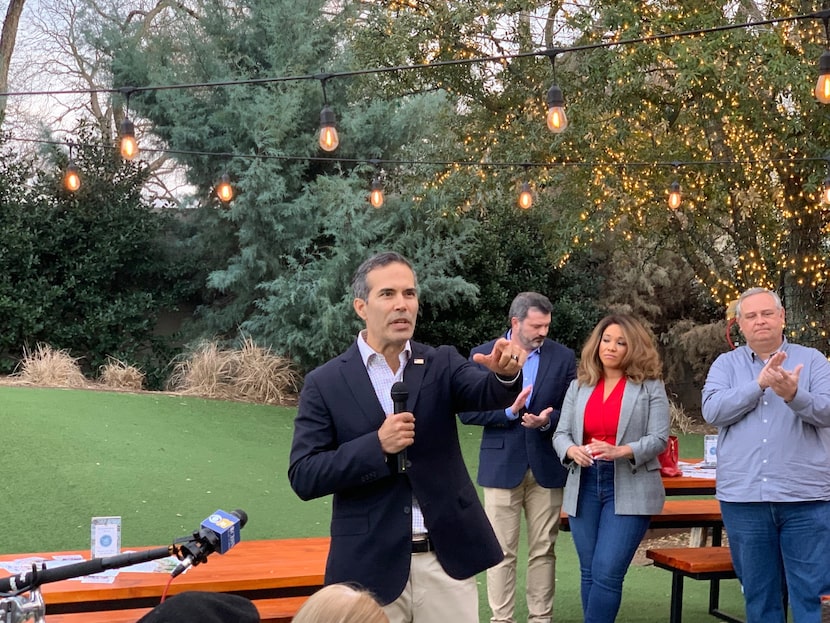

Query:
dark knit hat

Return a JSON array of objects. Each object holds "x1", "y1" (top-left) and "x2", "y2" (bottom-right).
[{"x1": 137, "y1": 591, "x2": 260, "y2": 623}]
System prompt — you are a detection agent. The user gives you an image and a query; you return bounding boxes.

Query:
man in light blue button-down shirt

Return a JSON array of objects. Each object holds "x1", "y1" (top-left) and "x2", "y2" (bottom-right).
[{"x1": 703, "y1": 287, "x2": 830, "y2": 623}]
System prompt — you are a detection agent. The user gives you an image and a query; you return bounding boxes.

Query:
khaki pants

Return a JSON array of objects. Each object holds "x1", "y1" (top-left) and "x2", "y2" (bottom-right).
[
  {"x1": 484, "y1": 470, "x2": 564, "y2": 623},
  {"x1": 383, "y1": 551, "x2": 478, "y2": 623}
]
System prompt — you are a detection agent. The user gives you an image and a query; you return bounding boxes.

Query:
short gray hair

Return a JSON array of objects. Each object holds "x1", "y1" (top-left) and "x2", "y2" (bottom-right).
[
  {"x1": 351, "y1": 252, "x2": 417, "y2": 300},
  {"x1": 735, "y1": 287, "x2": 782, "y2": 318},
  {"x1": 507, "y1": 292, "x2": 553, "y2": 326}
]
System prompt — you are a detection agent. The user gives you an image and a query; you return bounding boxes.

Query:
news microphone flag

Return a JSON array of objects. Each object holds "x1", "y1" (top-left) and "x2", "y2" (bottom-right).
[
  {"x1": 171, "y1": 508, "x2": 247, "y2": 578},
  {"x1": 202, "y1": 509, "x2": 243, "y2": 554}
]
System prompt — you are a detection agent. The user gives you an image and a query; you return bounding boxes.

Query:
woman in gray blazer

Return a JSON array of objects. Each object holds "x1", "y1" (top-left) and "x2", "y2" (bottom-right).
[{"x1": 553, "y1": 314, "x2": 669, "y2": 623}]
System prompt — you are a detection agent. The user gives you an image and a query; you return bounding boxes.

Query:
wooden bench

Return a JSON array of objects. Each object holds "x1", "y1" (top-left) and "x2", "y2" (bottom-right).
[
  {"x1": 646, "y1": 547, "x2": 740, "y2": 623},
  {"x1": 47, "y1": 595, "x2": 310, "y2": 623}
]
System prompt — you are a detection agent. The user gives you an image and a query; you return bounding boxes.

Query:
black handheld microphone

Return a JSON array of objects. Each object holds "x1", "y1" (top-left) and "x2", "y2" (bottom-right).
[
  {"x1": 391, "y1": 381, "x2": 410, "y2": 473},
  {"x1": 171, "y1": 508, "x2": 248, "y2": 578}
]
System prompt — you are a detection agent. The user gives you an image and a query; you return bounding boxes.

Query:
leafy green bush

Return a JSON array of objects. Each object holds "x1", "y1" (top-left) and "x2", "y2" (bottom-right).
[{"x1": 0, "y1": 132, "x2": 191, "y2": 382}]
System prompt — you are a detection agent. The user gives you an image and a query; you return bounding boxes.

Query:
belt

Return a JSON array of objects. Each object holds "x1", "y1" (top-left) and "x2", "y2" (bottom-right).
[{"x1": 411, "y1": 536, "x2": 434, "y2": 553}]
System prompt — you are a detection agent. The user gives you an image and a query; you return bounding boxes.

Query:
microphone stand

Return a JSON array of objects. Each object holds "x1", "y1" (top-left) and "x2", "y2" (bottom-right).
[{"x1": 0, "y1": 545, "x2": 183, "y2": 623}]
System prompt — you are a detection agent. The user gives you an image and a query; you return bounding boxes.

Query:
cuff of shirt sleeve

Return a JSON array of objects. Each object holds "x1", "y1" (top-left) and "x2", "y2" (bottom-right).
[{"x1": 495, "y1": 371, "x2": 521, "y2": 385}]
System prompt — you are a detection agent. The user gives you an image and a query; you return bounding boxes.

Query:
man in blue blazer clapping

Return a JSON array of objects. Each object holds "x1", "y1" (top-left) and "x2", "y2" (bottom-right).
[{"x1": 460, "y1": 292, "x2": 576, "y2": 623}]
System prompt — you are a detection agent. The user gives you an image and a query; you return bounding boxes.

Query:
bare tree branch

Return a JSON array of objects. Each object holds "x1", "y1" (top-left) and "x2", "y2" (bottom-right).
[{"x1": 0, "y1": 0, "x2": 27, "y2": 122}]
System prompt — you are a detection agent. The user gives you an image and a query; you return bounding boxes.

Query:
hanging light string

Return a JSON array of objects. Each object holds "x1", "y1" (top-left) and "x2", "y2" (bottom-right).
[
  {"x1": 14, "y1": 135, "x2": 830, "y2": 171},
  {"x1": 0, "y1": 10, "x2": 826, "y2": 101},
  {"x1": 28, "y1": 132, "x2": 830, "y2": 204},
  {"x1": 7, "y1": 9, "x2": 830, "y2": 202}
]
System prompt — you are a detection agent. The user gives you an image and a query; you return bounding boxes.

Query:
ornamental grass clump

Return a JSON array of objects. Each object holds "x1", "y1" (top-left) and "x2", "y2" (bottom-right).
[
  {"x1": 14, "y1": 343, "x2": 87, "y2": 388},
  {"x1": 231, "y1": 336, "x2": 300, "y2": 405},
  {"x1": 168, "y1": 338, "x2": 298, "y2": 405},
  {"x1": 669, "y1": 400, "x2": 696, "y2": 435},
  {"x1": 99, "y1": 357, "x2": 145, "y2": 391},
  {"x1": 168, "y1": 341, "x2": 236, "y2": 401}
]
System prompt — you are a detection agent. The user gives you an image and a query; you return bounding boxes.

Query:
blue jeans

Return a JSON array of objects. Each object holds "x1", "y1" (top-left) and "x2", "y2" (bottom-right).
[
  {"x1": 720, "y1": 500, "x2": 830, "y2": 623},
  {"x1": 569, "y1": 460, "x2": 651, "y2": 623}
]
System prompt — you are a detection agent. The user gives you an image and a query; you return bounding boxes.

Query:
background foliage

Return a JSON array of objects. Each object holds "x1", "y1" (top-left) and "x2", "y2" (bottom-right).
[
  {"x1": 0, "y1": 129, "x2": 188, "y2": 384},
  {"x1": 3, "y1": 0, "x2": 829, "y2": 400},
  {"x1": 348, "y1": 0, "x2": 830, "y2": 356}
]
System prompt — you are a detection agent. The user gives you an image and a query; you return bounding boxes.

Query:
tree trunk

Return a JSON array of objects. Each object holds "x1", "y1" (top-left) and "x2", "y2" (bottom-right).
[{"x1": 0, "y1": 0, "x2": 26, "y2": 124}]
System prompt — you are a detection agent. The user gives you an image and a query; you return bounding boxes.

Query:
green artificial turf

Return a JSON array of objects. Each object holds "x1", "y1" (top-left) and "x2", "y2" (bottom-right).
[
  {"x1": 0, "y1": 385, "x2": 328, "y2": 552},
  {"x1": 0, "y1": 386, "x2": 745, "y2": 622}
]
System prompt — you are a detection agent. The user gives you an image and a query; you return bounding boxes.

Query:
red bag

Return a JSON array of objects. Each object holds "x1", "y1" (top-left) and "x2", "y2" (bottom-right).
[{"x1": 658, "y1": 435, "x2": 682, "y2": 477}]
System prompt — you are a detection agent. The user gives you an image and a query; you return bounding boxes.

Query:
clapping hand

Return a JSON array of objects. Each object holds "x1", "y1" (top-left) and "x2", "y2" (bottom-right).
[{"x1": 758, "y1": 351, "x2": 801, "y2": 403}]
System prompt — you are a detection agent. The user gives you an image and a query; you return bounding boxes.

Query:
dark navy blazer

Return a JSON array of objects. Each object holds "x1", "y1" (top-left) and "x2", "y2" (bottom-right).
[
  {"x1": 288, "y1": 340, "x2": 521, "y2": 605},
  {"x1": 459, "y1": 337, "x2": 576, "y2": 489}
]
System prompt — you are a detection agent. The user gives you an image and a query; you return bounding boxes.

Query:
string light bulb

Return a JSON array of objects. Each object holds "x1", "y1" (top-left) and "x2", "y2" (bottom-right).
[
  {"x1": 544, "y1": 51, "x2": 567, "y2": 133},
  {"x1": 118, "y1": 88, "x2": 139, "y2": 160},
  {"x1": 369, "y1": 178, "x2": 384, "y2": 208},
  {"x1": 216, "y1": 173, "x2": 234, "y2": 203},
  {"x1": 63, "y1": 162, "x2": 81, "y2": 192},
  {"x1": 546, "y1": 84, "x2": 568, "y2": 133},
  {"x1": 518, "y1": 182, "x2": 534, "y2": 209},
  {"x1": 817, "y1": 15, "x2": 830, "y2": 104},
  {"x1": 318, "y1": 105, "x2": 339, "y2": 151},
  {"x1": 816, "y1": 51, "x2": 830, "y2": 104},
  {"x1": 668, "y1": 181, "x2": 682, "y2": 209},
  {"x1": 119, "y1": 118, "x2": 138, "y2": 160}
]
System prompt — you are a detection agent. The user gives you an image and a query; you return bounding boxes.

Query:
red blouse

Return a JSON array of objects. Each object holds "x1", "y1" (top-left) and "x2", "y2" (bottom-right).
[{"x1": 583, "y1": 377, "x2": 626, "y2": 445}]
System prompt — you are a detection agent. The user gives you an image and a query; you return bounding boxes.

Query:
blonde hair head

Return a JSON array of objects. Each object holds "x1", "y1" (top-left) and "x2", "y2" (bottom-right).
[
  {"x1": 577, "y1": 314, "x2": 662, "y2": 386},
  {"x1": 291, "y1": 583, "x2": 388, "y2": 623}
]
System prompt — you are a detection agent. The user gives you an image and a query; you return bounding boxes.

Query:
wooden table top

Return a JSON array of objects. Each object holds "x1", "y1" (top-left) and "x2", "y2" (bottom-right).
[
  {"x1": 0, "y1": 537, "x2": 329, "y2": 613},
  {"x1": 649, "y1": 498, "x2": 722, "y2": 525},
  {"x1": 663, "y1": 459, "x2": 716, "y2": 496}
]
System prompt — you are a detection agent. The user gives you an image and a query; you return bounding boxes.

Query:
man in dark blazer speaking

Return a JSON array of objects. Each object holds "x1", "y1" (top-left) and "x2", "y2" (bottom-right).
[
  {"x1": 288, "y1": 251, "x2": 527, "y2": 623},
  {"x1": 460, "y1": 292, "x2": 576, "y2": 623}
]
